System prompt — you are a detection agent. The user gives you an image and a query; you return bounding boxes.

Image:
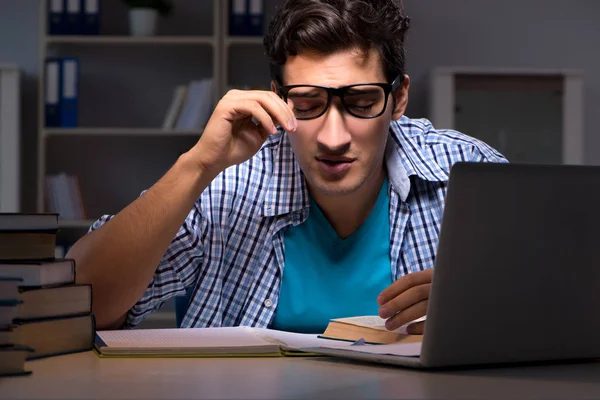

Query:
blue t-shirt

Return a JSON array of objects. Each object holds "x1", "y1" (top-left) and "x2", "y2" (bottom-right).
[{"x1": 271, "y1": 178, "x2": 392, "y2": 333}]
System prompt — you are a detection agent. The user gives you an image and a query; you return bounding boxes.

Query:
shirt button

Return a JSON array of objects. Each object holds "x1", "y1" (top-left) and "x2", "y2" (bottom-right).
[{"x1": 264, "y1": 299, "x2": 273, "y2": 308}]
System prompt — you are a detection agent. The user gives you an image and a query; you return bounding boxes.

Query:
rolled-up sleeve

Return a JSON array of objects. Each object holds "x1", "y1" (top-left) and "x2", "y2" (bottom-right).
[{"x1": 87, "y1": 200, "x2": 205, "y2": 328}]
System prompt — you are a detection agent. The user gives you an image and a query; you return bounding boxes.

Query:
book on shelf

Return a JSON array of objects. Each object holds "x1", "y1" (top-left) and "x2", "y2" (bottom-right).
[
  {"x1": 47, "y1": 0, "x2": 100, "y2": 36},
  {"x1": 162, "y1": 85, "x2": 188, "y2": 129},
  {"x1": 60, "y1": 57, "x2": 79, "y2": 127},
  {"x1": 94, "y1": 326, "x2": 358, "y2": 358},
  {"x1": 172, "y1": 79, "x2": 214, "y2": 131},
  {"x1": 44, "y1": 57, "x2": 80, "y2": 128},
  {"x1": 45, "y1": 173, "x2": 87, "y2": 221},
  {"x1": 247, "y1": 0, "x2": 265, "y2": 36},
  {"x1": 229, "y1": 0, "x2": 248, "y2": 36},
  {"x1": 229, "y1": 0, "x2": 264, "y2": 36},
  {"x1": 319, "y1": 315, "x2": 426, "y2": 345}
]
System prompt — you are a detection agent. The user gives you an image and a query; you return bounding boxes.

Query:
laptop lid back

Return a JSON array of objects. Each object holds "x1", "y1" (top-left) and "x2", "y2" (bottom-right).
[{"x1": 421, "y1": 162, "x2": 600, "y2": 367}]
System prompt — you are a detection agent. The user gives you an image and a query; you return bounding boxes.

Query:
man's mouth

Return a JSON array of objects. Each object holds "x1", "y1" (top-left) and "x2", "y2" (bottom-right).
[
  {"x1": 315, "y1": 156, "x2": 354, "y2": 164},
  {"x1": 315, "y1": 156, "x2": 355, "y2": 175}
]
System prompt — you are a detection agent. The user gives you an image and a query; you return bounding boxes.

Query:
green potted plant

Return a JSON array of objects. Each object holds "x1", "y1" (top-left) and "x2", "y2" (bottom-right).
[{"x1": 122, "y1": 0, "x2": 174, "y2": 36}]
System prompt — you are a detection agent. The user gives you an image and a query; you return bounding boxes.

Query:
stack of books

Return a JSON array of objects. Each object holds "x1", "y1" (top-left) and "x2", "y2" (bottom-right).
[{"x1": 0, "y1": 213, "x2": 95, "y2": 377}]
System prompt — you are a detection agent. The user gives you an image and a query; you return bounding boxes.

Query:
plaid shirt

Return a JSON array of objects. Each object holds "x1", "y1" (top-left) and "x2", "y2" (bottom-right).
[{"x1": 90, "y1": 116, "x2": 507, "y2": 328}]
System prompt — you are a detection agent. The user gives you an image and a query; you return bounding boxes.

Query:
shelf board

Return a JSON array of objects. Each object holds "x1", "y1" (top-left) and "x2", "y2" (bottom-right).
[
  {"x1": 45, "y1": 35, "x2": 215, "y2": 46},
  {"x1": 58, "y1": 219, "x2": 95, "y2": 228},
  {"x1": 225, "y1": 36, "x2": 264, "y2": 46},
  {"x1": 44, "y1": 128, "x2": 204, "y2": 137}
]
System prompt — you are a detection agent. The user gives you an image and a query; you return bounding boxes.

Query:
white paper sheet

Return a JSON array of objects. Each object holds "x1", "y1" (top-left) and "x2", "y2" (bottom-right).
[
  {"x1": 249, "y1": 328, "x2": 355, "y2": 350},
  {"x1": 311, "y1": 341, "x2": 422, "y2": 357}
]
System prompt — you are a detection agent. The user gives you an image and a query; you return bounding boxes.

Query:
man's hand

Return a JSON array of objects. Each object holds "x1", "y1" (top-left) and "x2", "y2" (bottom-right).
[
  {"x1": 377, "y1": 269, "x2": 433, "y2": 334},
  {"x1": 187, "y1": 89, "x2": 297, "y2": 178}
]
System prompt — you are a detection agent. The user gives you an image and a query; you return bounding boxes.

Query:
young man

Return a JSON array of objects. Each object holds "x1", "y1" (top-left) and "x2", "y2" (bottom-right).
[{"x1": 67, "y1": 0, "x2": 507, "y2": 333}]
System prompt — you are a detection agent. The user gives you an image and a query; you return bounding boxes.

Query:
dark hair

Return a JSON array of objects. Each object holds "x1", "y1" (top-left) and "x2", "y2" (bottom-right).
[{"x1": 263, "y1": 0, "x2": 411, "y2": 84}]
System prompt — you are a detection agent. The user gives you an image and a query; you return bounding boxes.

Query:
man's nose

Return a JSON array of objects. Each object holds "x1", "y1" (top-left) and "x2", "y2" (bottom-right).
[{"x1": 316, "y1": 100, "x2": 351, "y2": 153}]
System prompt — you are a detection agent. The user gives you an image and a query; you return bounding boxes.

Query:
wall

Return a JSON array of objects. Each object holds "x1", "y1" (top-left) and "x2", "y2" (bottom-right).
[{"x1": 401, "y1": 0, "x2": 600, "y2": 164}]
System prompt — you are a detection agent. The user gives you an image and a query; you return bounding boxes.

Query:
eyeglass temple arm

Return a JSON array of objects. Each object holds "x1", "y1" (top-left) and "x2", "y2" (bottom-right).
[
  {"x1": 391, "y1": 74, "x2": 405, "y2": 91},
  {"x1": 274, "y1": 80, "x2": 284, "y2": 97}
]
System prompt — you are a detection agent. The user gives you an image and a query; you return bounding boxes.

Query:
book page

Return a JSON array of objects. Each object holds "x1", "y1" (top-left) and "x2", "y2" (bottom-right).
[
  {"x1": 331, "y1": 315, "x2": 426, "y2": 334},
  {"x1": 315, "y1": 341, "x2": 422, "y2": 357},
  {"x1": 250, "y1": 328, "x2": 356, "y2": 351},
  {"x1": 97, "y1": 327, "x2": 274, "y2": 349}
]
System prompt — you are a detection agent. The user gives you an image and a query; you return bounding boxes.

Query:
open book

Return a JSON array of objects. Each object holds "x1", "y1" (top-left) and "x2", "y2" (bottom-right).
[
  {"x1": 319, "y1": 315, "x2": 426, "y2": 344},
  {"x1": 94, "y1": 326, "x2": 359, "y2": 358}
]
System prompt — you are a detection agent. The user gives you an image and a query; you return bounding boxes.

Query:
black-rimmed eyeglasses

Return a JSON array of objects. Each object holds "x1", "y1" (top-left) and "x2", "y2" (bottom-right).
[{"x1": 277, "y1": 75, "x2": 404, "y2": 120}]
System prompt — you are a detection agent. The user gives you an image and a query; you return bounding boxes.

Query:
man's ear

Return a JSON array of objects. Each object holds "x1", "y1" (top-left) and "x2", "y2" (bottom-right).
[
  {"x1": 270, "y1": 80, "x2": 278, "y2": 94},
  {"x1": 391, "y1": 74, "x2": 410, "y2": 120}
]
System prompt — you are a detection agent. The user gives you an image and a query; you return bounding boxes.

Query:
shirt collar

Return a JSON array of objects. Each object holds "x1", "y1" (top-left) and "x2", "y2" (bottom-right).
[
  {"x1": 388, "y1": 117, "x2": 449, "y2": 184},
  {"x1": 262, "y1": 117, "x2": 449, "y2": 217}
]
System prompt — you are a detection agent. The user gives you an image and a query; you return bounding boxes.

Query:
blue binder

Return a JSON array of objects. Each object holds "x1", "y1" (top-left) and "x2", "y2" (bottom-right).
[
  {"x1": 80, "y1": 0, "x2": 100, "y2": 35},
  {"x1": 60, "y1": 58, "x2": 79, "y2": 128},
  {"x1": 229, "y1": 0, "x2": 248, "y2": 36},
  {"x1": 247, "y1": 0, "x2": 264, "y2": 36},
  {"x1": 47, "y1": 0, "x2": 66, "y2": 35},
  {"x1": 64, "y1": 0, "x2": 82, "y2": 34},
  {"x1": 44, "y1": 58, "x2": 62, "y2": 127}
]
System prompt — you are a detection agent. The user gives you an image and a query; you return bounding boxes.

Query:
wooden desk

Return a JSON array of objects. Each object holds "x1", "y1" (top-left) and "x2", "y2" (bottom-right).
[{"x1": 2, "y1": 351, "x2": 600, "y2": 399}]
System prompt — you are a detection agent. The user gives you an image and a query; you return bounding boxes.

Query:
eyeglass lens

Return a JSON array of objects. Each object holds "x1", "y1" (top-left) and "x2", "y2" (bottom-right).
[{"x1": 286, "y1": 85, "x2": 387, "y2": 119}]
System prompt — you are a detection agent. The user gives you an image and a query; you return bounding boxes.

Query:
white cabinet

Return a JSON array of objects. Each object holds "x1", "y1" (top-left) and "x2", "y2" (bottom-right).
[
  {"x1": 0, "y1": 65, "x2": 20, "y2": 212},
  {"x1": 429, "y1": 67, "x2": 584, "y2": 165}
]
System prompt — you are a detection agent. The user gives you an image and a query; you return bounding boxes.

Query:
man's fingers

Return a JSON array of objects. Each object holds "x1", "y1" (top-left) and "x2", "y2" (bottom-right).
[
  {"x1": 377, "y1": 269, "x2": 433, "y2": 305},
  {"x1": 379, "y1": 283, "x2": 430, "y2": 319},
  {"x1": 384, "y1": 299, "x2": 428, "y2": 332},
  {"x1": 231, "y1": 101, "x2": 279, "y2": 134},
  {"x1": 266, "y1": 91, "x2": 297, "y2": 131},
  {"x1": 228, "y1": 90, "x2": 297, "y2": 132},
  {"x1": 406, "y1": 320, "x2": 425, "y2": 335},
  {"x1": 256, "y1": 124, "x2": 272, "y2": 142}
]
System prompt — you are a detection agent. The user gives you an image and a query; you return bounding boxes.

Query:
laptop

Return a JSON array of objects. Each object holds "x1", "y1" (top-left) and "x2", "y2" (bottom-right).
[{"x1": 305, "y1": 162, "x2": 600, "y2": 368}]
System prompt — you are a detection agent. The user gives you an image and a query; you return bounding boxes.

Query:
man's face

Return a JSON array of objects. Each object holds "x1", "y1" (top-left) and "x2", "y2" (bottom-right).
[{"x1": 277, "y1": 48, "x2": 408, "y2": 199}]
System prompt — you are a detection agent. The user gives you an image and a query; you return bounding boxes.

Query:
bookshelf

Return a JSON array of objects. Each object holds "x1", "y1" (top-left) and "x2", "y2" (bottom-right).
[
  {"x1": 44, "y1": 35, "x2": 216, "y2": 45},
  {"x1": 44, "y1": 127, "x2": 203, "y2": 137},
  {"x1": 224, "y1": 37, "x2": 264, "y2": 46},
  {"x1": 37, "y1": 0, "x2": 281, "y2": 243},
  {"x1": 59, "y1": 219, "x2": 97, "y2": 228},
  {"x1": 222, "y1": 0, "x2": 276, "y2": 93}
]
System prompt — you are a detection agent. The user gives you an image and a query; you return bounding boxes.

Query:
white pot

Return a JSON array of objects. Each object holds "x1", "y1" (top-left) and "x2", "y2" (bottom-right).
[{"x1": 129, "y1": 8, "x2": 158, "y2": 36}]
